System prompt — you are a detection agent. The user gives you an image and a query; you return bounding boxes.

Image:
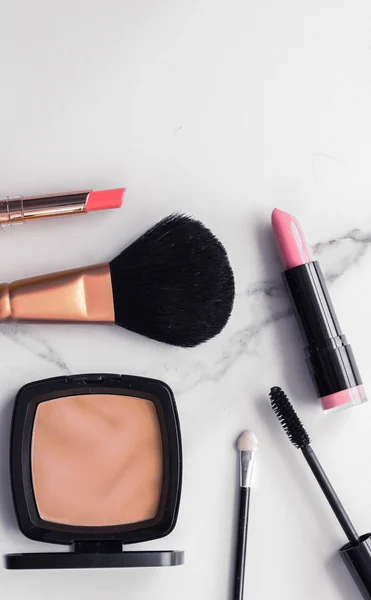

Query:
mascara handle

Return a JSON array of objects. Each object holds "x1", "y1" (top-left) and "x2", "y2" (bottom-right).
[
  {"x1": 233, "y1": 487, "x2": 250, "y2": 600},
  {"x1": 341, "y1": 534, "x2": 371, "y2": 599},
  {"x1": 302, "y1": 446, "x2": 359, "y2": 544}
]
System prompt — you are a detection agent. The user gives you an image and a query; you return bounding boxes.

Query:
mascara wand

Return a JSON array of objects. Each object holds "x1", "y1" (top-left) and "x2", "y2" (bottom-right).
[{"x1": 269, "y1": 386, "x2": 371, "y2": 600}]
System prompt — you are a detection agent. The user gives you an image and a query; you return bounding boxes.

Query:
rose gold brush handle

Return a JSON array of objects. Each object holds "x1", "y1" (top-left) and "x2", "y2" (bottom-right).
[{"x1": 0, "y1": 264, "x2": 115, "y2": 323}]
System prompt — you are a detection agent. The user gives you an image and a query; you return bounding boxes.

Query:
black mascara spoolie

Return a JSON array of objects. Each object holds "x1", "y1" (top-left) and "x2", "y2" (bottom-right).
[{"x1": 269, "y1": 386, "x2": 371, "y2": 600}]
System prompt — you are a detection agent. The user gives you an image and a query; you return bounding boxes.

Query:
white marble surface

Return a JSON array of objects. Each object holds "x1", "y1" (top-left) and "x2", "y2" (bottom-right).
[{"x1": 1, "y1": 1, "x2": 371, "y2": 598}]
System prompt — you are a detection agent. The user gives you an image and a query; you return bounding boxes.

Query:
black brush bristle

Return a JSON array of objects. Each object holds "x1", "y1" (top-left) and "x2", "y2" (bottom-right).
[
  {"x1": 109, "y1": 214, "x2": 235, "y2": 347},
  {"x1": 269, "y1": 386, "x2": 311, "y2": 449}
]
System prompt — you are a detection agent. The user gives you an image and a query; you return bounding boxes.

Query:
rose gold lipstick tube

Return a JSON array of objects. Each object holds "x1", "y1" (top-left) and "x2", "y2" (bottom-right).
[
  {"x1": 0, "y1": 265, "x2": 115, "y2": 323},
  {"x1": 0, "y1": 188, "x2": 125, "y2": 226}
]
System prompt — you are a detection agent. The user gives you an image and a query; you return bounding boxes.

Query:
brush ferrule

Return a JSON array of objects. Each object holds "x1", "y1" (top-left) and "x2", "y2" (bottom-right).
[
  {"x1": 239, "y1": 450, "x2": 256, "y2": 488},
  {"x1": 0, "y1": 264, "x2": 115, "y2": 323}
]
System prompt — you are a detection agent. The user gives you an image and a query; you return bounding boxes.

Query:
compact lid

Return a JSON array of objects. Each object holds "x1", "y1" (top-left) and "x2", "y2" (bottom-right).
[
  {"x1": 5, "y1": 541, "x2": 184, "y2": 570},
  {"x1": 340, "y1": 533, "x2": 371, "y2": 599}
]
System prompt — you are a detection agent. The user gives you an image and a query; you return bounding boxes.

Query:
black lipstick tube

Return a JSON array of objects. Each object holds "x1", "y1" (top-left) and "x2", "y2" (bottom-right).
[{"x1": 283, "y1": 261, "x2": 366, "y2": 413}]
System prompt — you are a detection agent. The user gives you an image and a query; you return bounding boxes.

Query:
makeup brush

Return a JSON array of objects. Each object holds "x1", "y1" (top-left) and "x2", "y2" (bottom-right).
[
  {"x1": 233, "y1": 431, "x2": 258, "y2": 600},
  {"x1": 269, "y1": 386, "x2": 371, "y2": 599},
  {"x1": 0, "y1": 213, "x2": 235, "y2": 347}
]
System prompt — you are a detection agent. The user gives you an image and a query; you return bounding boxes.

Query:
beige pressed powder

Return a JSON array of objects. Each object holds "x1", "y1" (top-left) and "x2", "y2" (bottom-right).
[{"x1": 31, "y1": 394, "x2": 163, "y2": 527}]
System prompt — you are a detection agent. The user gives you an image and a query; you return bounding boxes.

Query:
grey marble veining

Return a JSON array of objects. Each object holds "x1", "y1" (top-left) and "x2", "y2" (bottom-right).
[
  {"x1": 2, "y1": 227, "x2": 369, "y2": 395},
  {"x1": 140, "y1": 227, "x2": 371, "y2": 395},
  {"x1": 0, "y1": 324, "x2": 69, "y2": 372},
  {"x1": 313, "y1": 228, "x2": 371, "y2": 283}
]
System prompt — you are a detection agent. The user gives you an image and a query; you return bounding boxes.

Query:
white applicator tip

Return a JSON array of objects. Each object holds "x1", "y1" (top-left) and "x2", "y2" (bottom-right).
[{"x1": 237, "y1": 430, "x2": 259, "y2": 452}]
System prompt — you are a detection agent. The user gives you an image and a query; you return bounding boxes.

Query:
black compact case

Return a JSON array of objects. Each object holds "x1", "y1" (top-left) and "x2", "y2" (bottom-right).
[{"x1": 6, "y1": 373, "x2": 183, "y2": 570}]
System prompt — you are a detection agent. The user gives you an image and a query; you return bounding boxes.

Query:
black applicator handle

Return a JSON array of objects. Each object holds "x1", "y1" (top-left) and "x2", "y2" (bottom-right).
[
  {"x1": 233, "y1": 487, "x2": 251, "y2": 600},
  {"x1": 302, "y1": 445, "x2": 359, "y2": 544}
]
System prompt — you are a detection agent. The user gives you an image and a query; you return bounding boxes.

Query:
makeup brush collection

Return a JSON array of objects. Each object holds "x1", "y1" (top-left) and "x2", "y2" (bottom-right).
[{"x1": 0, "y1": 190, "x2": 370, "y2": 598}]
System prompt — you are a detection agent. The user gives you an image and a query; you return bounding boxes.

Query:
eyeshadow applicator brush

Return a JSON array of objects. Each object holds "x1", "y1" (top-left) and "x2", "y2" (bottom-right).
[
  {"x1": 269, "y1": 386, "x2": 371, "y2": 599},
  {"x1": 0, "y1": 214, "x2": 235, "y2": 347},
  {"x1": 233, "y1": 431, "x2": 258, "y2": 600}
]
